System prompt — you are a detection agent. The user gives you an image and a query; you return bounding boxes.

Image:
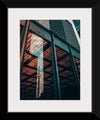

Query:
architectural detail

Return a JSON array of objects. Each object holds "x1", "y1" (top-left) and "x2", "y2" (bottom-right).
[{"x1": 20, "y1": 20, "x2": 80, "y2": 100}]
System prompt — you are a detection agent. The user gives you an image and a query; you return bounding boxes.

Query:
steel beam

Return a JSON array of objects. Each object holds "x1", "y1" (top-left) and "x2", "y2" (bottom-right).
[
  {"x1": 51, "y1": 33, "x2": 61, "y2": 100},
  {"x1": 20, "y1": 20, "x2": 30, "y2": 78},
  {"x1": 68, "y1": 45, "x2": 80, "y2": 97}
]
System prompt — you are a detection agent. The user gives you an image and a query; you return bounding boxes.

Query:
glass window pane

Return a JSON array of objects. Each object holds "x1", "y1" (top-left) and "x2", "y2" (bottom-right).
[
  {"x1": 55, "y1": 46, "x2": 80, "y2": 100},
  {"x1": 20, "y1": 32, "x2": 54, "y2": 100}
]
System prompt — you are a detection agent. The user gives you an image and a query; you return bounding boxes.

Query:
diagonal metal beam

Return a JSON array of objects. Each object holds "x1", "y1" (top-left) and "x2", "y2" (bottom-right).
[
  {"x1": 26, "y1": 50, "x2": 37, "y2": 58},
  {"x1": 59, "y1": 66, "x2": 72, "y2": 74},
  {"x1": 24, "y1": 64, "x2": 37, "y2": 70},
  {"x1": 44, "y1": 75, "x2": 52, "y2": 81},
  {"x1": 22, "y1": 73, "x2": 30, "y2": 77},
  {"x1": 43, "y1": 58, "x2": 51, "y2": 63},
  {"x1": 44, "y1": 71, "x2": 53, "y2": 75},
  {"x1": 24, "y1": 55, "x2": 37, "y2": 66},
  {"x1": 21, "y1": 72, "x2": 37, "y2": 83},
  {"x1": 44, "y1": 63, "x2": 51, "y2": 69},
  {"x1": 57, "y1": 53, "x2": 68, "y2": 62},
  {"x1": 21, "y1": 82, "x2": 36, "y2": 90}
]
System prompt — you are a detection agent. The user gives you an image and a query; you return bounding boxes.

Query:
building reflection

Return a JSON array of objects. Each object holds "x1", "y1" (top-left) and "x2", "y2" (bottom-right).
[
  {"x1": 20, "y1": 20, "x2": 80, "y2": 100},
  {"x1": 20, "y1": 32, "x2": 54, "y2": 99}
]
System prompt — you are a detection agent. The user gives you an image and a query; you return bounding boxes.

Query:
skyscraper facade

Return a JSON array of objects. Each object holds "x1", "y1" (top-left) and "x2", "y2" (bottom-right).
[{"x1": 20, "y1": 20, "x2": 80, "y2": 100}]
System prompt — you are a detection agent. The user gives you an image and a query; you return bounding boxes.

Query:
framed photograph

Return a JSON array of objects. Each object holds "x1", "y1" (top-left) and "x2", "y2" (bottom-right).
[{"x1": 1, "y1": 0, "x2": 100, "y2": 119}]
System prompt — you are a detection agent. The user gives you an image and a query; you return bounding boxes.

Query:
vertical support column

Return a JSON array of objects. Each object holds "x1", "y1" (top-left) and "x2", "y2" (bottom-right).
[
  {"x1": 51, "y1": 33, "x2": 61, "y2": 100},
  {"x1": 20, "y1": 20, "x2": 30, "y2": 77},
  {"x1": 69, "y1": 45, "x2": 80, "y2": 97}
]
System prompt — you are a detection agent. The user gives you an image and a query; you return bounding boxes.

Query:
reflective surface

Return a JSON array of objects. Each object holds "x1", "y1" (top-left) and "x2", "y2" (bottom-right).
[
  {"x1": 20, "y1": 32, "x2": 54, "y2": 100},
  {"x1": 55, "y1": 46, "x2": 79, "y2": 99},
  {"x1": 20, "y1": 32, "x2": 80, "y2": 100}
]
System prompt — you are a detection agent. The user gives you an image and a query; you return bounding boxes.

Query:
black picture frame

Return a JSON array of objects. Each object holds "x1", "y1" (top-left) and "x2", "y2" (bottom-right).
[{"x1": 1, "y1": 0, "x2": 100, "y2": 119}]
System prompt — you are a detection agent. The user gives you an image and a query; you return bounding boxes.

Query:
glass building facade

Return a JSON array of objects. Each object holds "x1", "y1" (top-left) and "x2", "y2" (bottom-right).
[{"x1": 20, "y1": 20, "x2": 80, "y2": 100}]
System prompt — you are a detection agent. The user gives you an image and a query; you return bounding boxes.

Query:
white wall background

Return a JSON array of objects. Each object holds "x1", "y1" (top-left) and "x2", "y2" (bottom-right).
[{"x1": 8, "y1": 8, "x2": 92, "y2": 112}]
